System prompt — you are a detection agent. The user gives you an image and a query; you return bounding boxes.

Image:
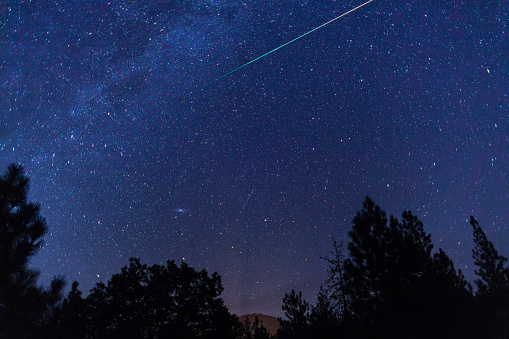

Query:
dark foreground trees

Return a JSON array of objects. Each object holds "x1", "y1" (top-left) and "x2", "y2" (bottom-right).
[
  {"x1": 241, "y1": 315, "x2": 273, "y2": 339},
  {"x1": 0, "y1": 164, "x2": 65, "y2": 338},
  {"x1": 0, "y1": 164, "x2": 243, "y2": 338},
  {"x1": 279, "y1": 197, "x2": 509, "y2": 338},
  {"x1": 341, "y1": 198, "x2": 473, "y2": 337},
  {"x1": 3, "y1": 163, "x2": 508, "y2": 338},
  {"x1": 48, "y1": 257, "x2": 261, "y2": 339},
  {"x1": 83, "y1": 257, "x2": 238, "y2": 338}
]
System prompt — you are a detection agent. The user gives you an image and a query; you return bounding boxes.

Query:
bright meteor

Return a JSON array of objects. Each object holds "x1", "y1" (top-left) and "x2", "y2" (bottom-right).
[{"x1": 213, "y1": 0, "x2": 375, "y2": 83}]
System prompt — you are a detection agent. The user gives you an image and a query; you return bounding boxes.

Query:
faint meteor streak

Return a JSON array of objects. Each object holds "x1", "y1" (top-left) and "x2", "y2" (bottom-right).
[
  {"x1": 213, "y1": 0, "x2": 375, "y2": 83},
  {"x1": 242, "y1": 189, "x2": 255, "y2": 210}
]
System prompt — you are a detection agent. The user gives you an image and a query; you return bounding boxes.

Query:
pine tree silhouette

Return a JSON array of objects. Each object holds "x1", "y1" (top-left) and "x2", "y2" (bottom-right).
[
  {"x1": 470, "y1": 216, "x2": 509, "y2": 337},
  {"x1": 0, "y1": 163, "x2": 65, "y2": 338},
  {"x1": 277, "y1": 290, "x2": 310, "y2": 339}
]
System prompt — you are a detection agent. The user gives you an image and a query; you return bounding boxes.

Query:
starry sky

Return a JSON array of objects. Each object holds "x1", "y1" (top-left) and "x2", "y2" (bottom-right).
[{"x1": 1, "y1": 0, "x2": 507, "y2": 317}]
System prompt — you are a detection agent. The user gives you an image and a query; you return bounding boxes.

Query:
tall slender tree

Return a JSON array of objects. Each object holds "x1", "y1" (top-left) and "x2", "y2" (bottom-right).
[
  {"x1": 0, "y1": 163, "x2": 65, "y2": 338},
  {"x1": 343, "y1": 197, "x2": 387, "y2": 323},
  {"x1": 381, "y1": 211, "x2": 435, "y2": 313},
  {"x1": 321, "y1": 239, "x2": 349, "y2": 319},
  {"x1": 470, "y1": 216, "x2": 509, "y2": 337},
  {"x1": 471, "y1": 216, "x2": 509, "y2": 297}
]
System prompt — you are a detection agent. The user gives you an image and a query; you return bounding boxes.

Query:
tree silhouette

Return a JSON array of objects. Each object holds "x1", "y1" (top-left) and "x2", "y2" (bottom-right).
[
  {"x1": 471, "y1": 216, "x2": 509, "y2": 297},
  {"x1": 277, "y1": 289, "x2": 310, "y2": 339},
  {"x1": 242, "y1": 316, "x2": 253, "y2": 339},
  {"x1": 321, "y1": 239, "x2": 349, "y2": 319},
  {"x1": 342, "y1": 197, "x2": 387, "y2": 324},
  {"x1": 384, "y1": 210, "x2": 433, "y2": 294},
  {"x1": 0, "y1": 163, "x2": 65, "y2": 338},
  {"x1": 43, "y1": 281, "x2": 86, "y2": 338},
  {"x1": 240, "y1": 315, "x2": 273, "y2": 339},
  {"x1": 84, "y1": 257, "x2": 237, "y2": 338},
  {"x1": 470, "y1": 216, "x2": 509, "y2": 337},
  {"x1": 252, "y1": 316, "x2": 271, "y2": 339}
]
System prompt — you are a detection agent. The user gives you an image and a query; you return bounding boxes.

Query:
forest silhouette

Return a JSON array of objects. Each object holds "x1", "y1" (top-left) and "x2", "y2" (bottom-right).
[{"x1": 1, "y1": 163, "x2": 508, "y2": 338}]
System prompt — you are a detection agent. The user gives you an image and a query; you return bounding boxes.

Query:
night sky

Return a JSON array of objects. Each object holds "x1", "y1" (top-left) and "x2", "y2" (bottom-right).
[{"x1": 1, "y1": 0, "x2": 507, "y2": 317}]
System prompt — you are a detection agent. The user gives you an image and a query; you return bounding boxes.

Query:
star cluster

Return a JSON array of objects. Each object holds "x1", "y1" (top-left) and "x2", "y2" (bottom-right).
[{"x1": 1, "y1": 0, "x2": 507, "y2": 316}]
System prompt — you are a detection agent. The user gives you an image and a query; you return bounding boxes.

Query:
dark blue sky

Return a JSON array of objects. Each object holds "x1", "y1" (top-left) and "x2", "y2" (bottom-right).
[{"x1": 1, "y1": 0, "x2": 507, "y2": 316}]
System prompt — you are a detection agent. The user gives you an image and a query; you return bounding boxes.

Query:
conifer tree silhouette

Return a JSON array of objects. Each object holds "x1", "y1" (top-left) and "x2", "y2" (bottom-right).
[
  {"x1": 277, "y1": 290, "x2": 310, "y2": 339},
  {"x1": 470, "y1": 216, "x2": 509, "y2": 337},
  {"x1": 0, "y1": 163, "x2": 65, "y2": 338},
  {"x1": 471, "y1": 216, "x2": 509, "y2": 297}
]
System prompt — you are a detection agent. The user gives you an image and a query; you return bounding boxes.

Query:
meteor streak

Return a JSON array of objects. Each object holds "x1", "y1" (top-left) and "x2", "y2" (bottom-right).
[
  {"x1": 213, "y1": 0, "x2": 374, "y2": 83},
  {"x1": 242, "y1": 189, "x2": 255, "y2": 210}
]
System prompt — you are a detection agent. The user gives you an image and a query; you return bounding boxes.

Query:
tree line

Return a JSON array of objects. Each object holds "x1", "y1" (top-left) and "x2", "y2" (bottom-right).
[
  {"x1": 1, "y1": 163, "x2": 508, "y2": 338},
  {"x1": 276, "y1": 198, "x2": 509, "y2": 338}
]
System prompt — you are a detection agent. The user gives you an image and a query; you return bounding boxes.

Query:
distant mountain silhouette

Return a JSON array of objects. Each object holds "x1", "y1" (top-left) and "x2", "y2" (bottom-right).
[{"x1": 239, "y1": 313, "x2": 280, "y2": 336}]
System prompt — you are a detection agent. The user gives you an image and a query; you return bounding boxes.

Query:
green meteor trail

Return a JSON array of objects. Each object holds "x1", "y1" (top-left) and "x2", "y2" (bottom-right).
[{"x1": 213, "y1": 0, "x2": 375, "y2": 83}]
